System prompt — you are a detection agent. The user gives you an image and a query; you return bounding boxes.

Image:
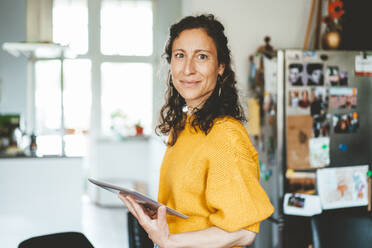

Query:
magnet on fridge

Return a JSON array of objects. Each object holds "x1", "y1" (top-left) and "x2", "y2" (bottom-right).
[
  {"x1": 339, "y1": 144, "x2": 347, "y2": 152},
  {"x1": 367, "y1": 170, "x2": 372, "y2": 178},
  {"x1": 264, "y1": 170, "x2": 272, "y2": 181}
]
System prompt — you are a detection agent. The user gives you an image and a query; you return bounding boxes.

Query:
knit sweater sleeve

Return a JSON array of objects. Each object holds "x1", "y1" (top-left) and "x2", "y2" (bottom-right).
[{"x1": 205, "y1": 119, "x2": 274, "y2": 233}]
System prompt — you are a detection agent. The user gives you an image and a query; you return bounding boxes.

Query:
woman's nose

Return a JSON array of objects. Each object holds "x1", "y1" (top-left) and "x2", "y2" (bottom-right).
[{"x1": 183, "y1": 58, "x2": 196, "y2": 75}]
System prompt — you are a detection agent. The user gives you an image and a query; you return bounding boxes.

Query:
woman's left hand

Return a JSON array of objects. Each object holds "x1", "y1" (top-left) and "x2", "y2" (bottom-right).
[{"x1": 118, "y1": 194, "x2": 171, "y2": 248}]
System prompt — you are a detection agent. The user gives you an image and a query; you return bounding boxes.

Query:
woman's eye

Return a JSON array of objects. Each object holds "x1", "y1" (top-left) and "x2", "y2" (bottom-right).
[
  {"x1": 198, "y1": 54, "x2": 208, "y2": 60},
  {"x1": 174, "y1": 53, "x2": 184, "y2": 59}
]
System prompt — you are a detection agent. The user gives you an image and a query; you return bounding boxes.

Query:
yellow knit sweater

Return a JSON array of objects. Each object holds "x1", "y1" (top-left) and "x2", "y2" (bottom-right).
[{"x1": 158, "y1": 116, "x2": 274, "y2": 246}]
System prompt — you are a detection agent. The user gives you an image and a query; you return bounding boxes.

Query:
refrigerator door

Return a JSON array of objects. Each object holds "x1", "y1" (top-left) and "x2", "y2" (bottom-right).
[
  {"x1": 281, "y1": 49, "x2": 372, "y2": 248},
  {"x1": 324, "y1": 51, "x2": 372, "y2": 166},
  {"x1": 284, "y1": 50, "x2": 372, "y2": 170}
]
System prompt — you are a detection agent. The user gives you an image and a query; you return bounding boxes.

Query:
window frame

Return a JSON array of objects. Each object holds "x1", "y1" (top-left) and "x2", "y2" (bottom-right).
[
  {"x1": 88, "y1": 0, "x2": 156, "y2": 139},
  {"x1": 32, "y1": 0, "x2": 156, "y2": 156}
]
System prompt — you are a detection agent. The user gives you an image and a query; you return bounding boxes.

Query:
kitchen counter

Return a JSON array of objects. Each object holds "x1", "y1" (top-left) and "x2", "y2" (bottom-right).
[
  {"x1": 0, "y1": 154, "x2": 82, "y2": 159},
  {"x1": 0, "y1": 156, "x2": 84, "y2": 246}
]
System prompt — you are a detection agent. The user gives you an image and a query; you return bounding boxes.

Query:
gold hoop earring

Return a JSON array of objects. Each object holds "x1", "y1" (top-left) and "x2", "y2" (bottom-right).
[
  {"x1": 170, "y1": 83, "x2": 176, "y2": 97},
  {"x1": 168, "y1": 72, "x2": 174, "y2": 97},
  {"x1": 217, "y1": 75, "x2": 222, "y2": 97}
]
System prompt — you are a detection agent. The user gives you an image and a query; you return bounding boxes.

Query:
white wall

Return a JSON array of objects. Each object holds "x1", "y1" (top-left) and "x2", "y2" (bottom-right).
[
  {"x1": 0, "y1": 0, "x2": 27, "y2": 116},
  {"x1": 182, "y1": 0, "x2": 312, "y2": 94}
]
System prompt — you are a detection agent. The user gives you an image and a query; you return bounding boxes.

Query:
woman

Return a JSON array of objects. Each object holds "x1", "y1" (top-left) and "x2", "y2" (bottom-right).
[{"x1": 119, "y1": 14, "x2": 274, "y2": 248}]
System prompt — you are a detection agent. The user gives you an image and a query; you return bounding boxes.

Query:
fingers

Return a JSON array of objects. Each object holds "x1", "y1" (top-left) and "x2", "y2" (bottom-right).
[
  {"x1": 118, "y1": 194, "x2": 139, "y2": 219},
  {"x1": 158, "y1": 205, "x2": 166, "y2": 219},
  {"x1": 126, "y1": 196, "x2": 151, "y2": 224},
  {"x1": 118, "y1": 194, "x2": 158, "y2": 219},
  {"x1": 157, "y1": 205, "x2": 167, "y2": 226}
]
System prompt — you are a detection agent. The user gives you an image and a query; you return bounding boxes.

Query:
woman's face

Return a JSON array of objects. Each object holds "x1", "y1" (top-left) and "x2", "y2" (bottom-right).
[{"x1": 170, "y1": 28, "x2": 225, "y2": 108}]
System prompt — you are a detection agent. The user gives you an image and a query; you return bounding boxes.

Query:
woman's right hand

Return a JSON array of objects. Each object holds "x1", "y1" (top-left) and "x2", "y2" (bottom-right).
[
  {"x1": 118, "y1": 194, "x2": 172, "y2": 248},
  {"x1": 118, "y1": 193, "x2": 158, "y2": 219}
]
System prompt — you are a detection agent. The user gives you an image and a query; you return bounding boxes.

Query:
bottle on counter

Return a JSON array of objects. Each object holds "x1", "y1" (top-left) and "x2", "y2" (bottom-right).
[{"x1": 30, "y1": 133, "x2": 37, "y2": 156}]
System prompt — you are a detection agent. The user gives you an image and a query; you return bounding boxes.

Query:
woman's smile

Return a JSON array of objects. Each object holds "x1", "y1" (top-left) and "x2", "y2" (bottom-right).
[{"x1": 180, "y1": 80, "x2": 201, "y2": 86}]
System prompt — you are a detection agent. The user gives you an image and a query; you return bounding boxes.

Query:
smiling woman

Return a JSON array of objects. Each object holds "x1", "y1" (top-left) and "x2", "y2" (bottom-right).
[
  {"x1": 119, "y1": 14, "x2": 274, "y2": 248},
  {"x1": 158, "y1": 15, "x2": 247, "y2": 147}
]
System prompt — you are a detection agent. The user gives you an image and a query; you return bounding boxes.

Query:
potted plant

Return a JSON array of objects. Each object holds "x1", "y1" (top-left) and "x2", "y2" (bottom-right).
[
  {"x1": 135, "y1": 121, "x2": 143, "y2": 136},
  {"x1": 110, "y1": 110, "x2": 128, "y2": 138}
]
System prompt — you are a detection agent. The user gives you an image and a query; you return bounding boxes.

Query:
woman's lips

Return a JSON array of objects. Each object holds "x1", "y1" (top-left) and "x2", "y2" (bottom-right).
[{"x1": 180, "y1": 80, "x2": 200, "y2": 87}]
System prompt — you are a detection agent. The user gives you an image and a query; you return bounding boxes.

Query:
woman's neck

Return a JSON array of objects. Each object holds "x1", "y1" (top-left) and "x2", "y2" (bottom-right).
[
  {"x1": 184, "y1": 106, "x2": 197, "y2": 116},
  {"x1": 185, "y1": 93, "x2": 211, "y2": 115}
]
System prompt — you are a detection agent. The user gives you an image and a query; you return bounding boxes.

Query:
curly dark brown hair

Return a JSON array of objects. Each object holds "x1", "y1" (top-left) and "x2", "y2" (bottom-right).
[{"x1": 156, "y1": 14, "x2": 246, "y2": 146}]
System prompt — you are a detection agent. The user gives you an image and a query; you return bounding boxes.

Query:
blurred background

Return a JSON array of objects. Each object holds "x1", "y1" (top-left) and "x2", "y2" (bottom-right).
[{"x1": 1, "y1": 0, "x2": 372, "y2": 248}]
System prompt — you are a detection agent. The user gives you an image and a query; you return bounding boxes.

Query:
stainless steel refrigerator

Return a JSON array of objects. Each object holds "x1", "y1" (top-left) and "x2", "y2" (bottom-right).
[{"x1": 253, "y1": 49, "x2": 372, "y2": 248}]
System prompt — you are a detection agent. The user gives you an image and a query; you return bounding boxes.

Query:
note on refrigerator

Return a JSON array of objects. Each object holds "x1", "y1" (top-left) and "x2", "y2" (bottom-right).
[
  {"x1": 317, "y1": 165, "x2": 369, "y2": 210},
  {"x1": 309, "y1": 137, "x2": 330, "y2": 168},
  {"x1": 355, "y1": 55, "x2": 372, "y2": 76}
]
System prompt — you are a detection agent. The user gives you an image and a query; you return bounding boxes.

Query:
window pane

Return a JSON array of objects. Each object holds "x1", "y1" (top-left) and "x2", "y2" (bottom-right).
[
  {"x1": 35, "y1": 60, "x2": 61, "y2": 133},
  {"x1": 101, "y1": 63, "x2": 152, "y2": 136},
  {"x1": 53, "y1": 0, "x2": 88, "y2": 54},
  {"x1": 36, "y1": 135, "x2": 62, "y2": 156},
  {"x1": 64, "y1": 134, "x2": 88, "y2": 157},
  {"x1": 35, "y1": 59, "x2": 91, "y2": 157},
  {"x1": 63, "y1": 59, "x2": 92, "y2": 131},
  {"x1": 101, "y1": 0, "x2": 153, "y2": 56}
]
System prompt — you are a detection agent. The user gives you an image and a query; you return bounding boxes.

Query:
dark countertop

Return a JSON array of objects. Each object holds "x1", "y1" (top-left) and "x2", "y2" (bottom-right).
[{"x1": 0, "y1": 154, "x2": 82, "y2": 159}]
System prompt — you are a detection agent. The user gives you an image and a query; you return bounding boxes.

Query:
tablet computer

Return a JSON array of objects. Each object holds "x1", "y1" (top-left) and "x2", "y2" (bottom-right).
[{"x1": 88, "y1": 178, "x2": 188, "y2": 219}]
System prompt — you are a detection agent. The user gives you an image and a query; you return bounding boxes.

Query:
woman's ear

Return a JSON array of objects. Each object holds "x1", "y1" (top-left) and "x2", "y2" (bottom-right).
[{"x1": 218, "y1": 63, "x2": 225, "y2": 76}]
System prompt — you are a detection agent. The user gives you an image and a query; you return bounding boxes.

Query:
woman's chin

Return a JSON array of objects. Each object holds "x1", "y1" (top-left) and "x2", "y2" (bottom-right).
[{"x1": 179, "y1": 92, "x2": 198, "y2": 102}]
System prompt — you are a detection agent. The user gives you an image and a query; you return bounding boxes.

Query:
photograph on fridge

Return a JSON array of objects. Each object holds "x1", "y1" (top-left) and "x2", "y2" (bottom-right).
[
  {"x1": 329, "y1": 88, "x2": 358, "y2": 109},
  {"x1": 339, "y1": 71, "x2": 348, "y2": 86},
  {"x1": 326, "y1": 65, "x2": 349, "y2": 86},
  {"x1": 306, "y1": 63, "x2": 324, "y2": 86},
  {"x1": 287, "y1": 88, "x2": 311, "y2": 115},
  {"x1": 288, "y1": 63, "x2": 305, "y2": 86},
  {"x1": 310, "y1": 87, "x2": 330, "y2": 138},
  {"x1": 332, "y1": 112, "x2": 359, "y2": 134},
  {"x1": 287, "y1": 63, "x2": 324, "y2": 86},
  {"x1": 327, "y1": 66, "x2": 340, "y2": 86}
]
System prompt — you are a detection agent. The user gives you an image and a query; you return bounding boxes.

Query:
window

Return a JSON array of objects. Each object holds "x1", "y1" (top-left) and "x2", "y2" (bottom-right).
[
  {"x1": 35, "y1": 60, "x2": 63, "y2": 156},
  {"x1": 101, "y1": 62, "x2": 152, "y2": 136},
  {"x1": 34, "y1": 0, "x2": 154, "y2": 156},
  {"x1": 35, "y1": 60, "x2": 62, "y2": 133},
  {"x1": 101, "y1": 0, "x2": 153, "y2": 56},
  {"x1": 34, "y1": 59, "x2": 91, "y2": 156},
  {"x1": 100, "y1": 0, "x2": 154, "y2": 136},
  {"x1": 53, "y1": 0, "x2": 88, "y2": 54}
]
